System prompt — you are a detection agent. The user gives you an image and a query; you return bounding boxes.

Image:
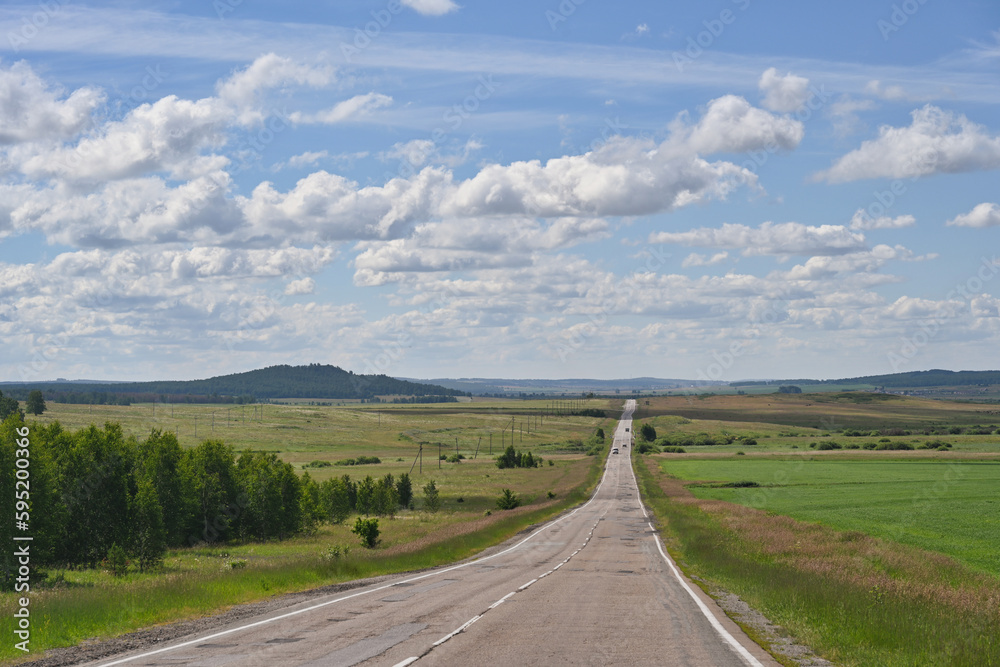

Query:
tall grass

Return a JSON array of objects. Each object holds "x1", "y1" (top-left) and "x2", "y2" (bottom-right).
[
  {"x1": 0, "y1": 452, "x2": 605, "y2": 663},
  {"x1": 634, "y1": 456, "x2": 999, "y2": 667}
]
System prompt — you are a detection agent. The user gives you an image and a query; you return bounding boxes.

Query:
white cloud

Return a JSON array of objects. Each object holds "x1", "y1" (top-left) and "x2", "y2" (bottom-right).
[
  {"x1": 849, "y1": 210, "x2": 915, "y2": 230},
  {"x1": 382, "y1": 139, "x2": 437, "y2": 167},
  {"x1": 828, "y1": 95, "x2": 877, "y2": 137},
  {"x1": 283, "y1": 150, "x2": 330, "y2": 170},
  {"x1": 289, "y1": 92, "x2": 393, "y2": 125},
  {"x1": 650, "y1": 221, "x2": 866, "y2": 257},
  {"x1": 0, "y1": 61, "x2": 103, "y2": 144},
  {"x1": 946, "y1": 202, "x2": 1000, "y2": 228},
  {"x1": 683, "y1": 95, "x2": 804, "y2": 154},
  {"x1": 284, "y1": 277, "x2": 316, "y2": 295},
  {"x1": 216, "y1": 53, "x2": 335, "y2": 125},
  {"x1": 682, "y1": 252, "x2": 729, "y2": 268},
  {"x1": 20, "y1": 95, "x2": 232, "y2": 185},
  {"x1": 816, "y1": 105, "x2": 1000, "y2": 182},
  {"x1": 400, "y1": 0, "x2": 459, "y2": 16},
  {"x1": 758, "y1": 67, "x2": 810, "y2": 113}
]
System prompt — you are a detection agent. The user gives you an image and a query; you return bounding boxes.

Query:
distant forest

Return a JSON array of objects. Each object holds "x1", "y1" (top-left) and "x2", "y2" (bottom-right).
[
  {"x1": 0, "y1": 364, "x2": 467, "y2": 404},
  {"x1": 731, "y1": 369, "x2": 1000, "y2": 389}
]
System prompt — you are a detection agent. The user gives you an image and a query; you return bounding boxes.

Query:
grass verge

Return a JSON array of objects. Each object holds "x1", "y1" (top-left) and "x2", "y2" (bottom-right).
[{"x1": 633, "y1": 455, "x2": 999, "y2": 667}]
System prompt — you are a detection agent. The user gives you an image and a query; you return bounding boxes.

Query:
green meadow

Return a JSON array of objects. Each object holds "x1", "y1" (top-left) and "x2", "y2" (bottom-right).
[{"x1": 660, "y1": 457, "x2": 1000, "y2": 577}]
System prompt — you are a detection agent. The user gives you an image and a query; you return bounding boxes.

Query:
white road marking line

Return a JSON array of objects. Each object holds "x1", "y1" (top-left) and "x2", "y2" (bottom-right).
[
  {"x1": 432, "y1": 614, "x2": 482, "y2": 647},
  {"x1": 97, "y1": 443, "x2": 622, "y2": 666},
  {"x1": 518, "y1": 578, "x2": 538, "y2": 591},
  {"x1": 393, "y1": 658, "x2": 420, "y2": 667},
  {"x1": 625, "y1": 438, "x2": 765, "y2": 667},
  {"x1": 489, "y1": 592, "x2": 515, "y2": 609}
]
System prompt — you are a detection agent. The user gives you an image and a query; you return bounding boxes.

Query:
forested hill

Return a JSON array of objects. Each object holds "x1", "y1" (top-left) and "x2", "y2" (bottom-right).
[
  {"x1": 731, "y1": 369, "x2": 1000, "y2": 388},
  {"x1": 1, "y1": 364, "x2": 465, "y2": 401}
]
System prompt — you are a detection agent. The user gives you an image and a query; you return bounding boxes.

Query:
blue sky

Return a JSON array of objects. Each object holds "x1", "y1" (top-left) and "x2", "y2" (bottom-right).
[{"x1": 0, "y1": 0, "x2": 998, "y2": 383}]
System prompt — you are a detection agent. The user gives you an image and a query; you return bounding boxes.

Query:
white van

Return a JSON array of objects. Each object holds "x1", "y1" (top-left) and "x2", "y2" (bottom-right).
[{"x1": 612, "y1": 447, "x2": 619, "y2": 454}]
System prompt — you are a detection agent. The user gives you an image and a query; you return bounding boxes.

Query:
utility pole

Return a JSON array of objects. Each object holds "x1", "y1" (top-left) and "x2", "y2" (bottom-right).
[{"x1": 439, "y1": 442, "x2": 442, "y2": 469}]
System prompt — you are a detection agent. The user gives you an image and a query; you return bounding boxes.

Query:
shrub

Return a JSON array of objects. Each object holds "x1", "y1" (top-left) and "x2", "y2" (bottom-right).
[
  {"x1": 817, "y1": 441, "x2": 842, "y2": 451},
  {"x1": 639, "y1": 423, "x2": 657, "y2": 442},
  {"x1": 547, "y1": 491, "x2": 556, "y2": 499},
  {"x1": 352, "y1": 517, "x2": 380, "y2": 548},
  {"x1": 446, "y1": 454, "x2": 462, "y2": 463},
  {"x1": 225, "y1": 558, "x2": 248, "y2": 570},
  {"x1": 305, "y1": 460, "x2": 332, "y2": 468},
  {"x1": 739, "y1": 437, "x2": 758, "y2": 446},
  {"x1": 321, "y1": 544, "x2": 350, "y2": 561},
  {"x1": 496, "y1": 488, "x2": 521, "y2": 510},
  {"x1": 105, "y1": 544, "x2": 129, "y2": 577},
  {"x1": 661, "y1": 446, "x2": 686, "y2": 454}
]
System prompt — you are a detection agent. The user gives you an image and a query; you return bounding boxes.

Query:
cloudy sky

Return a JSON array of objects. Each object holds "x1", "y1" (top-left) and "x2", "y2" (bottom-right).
[{"x1": 1, "y1": 0, "x2": 998, "y2": 383}]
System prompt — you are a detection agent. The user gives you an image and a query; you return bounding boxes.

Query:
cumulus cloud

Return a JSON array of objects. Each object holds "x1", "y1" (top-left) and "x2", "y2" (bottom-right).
[
  {"x1": 946, "y1": 202, "x2": 1000, "y2": 228},
  {"x1": 0, "y1": 61, "x2": 103, "y2": 145},
  {"x1": 216, "y1": 53, "x2": 335, "y2": 125},
  {"x1": 21, "y1": 95, "x2": 232, "y2": 185},
  {"x1": 284, "y1": 277, "x2": 316, "y2": 295},
  {"x1": 816, "y1": 105, "x2": 1000, "y2": 182},
  {"x1": 650, "y1": 221, "x2": 866, "y2": 257},
  {"x1": 289, "y1": 92, "x2": 393, "y2": 125},
  {"x1": 758, "y1": 68, "x2": 810, "y2": 112},
  {"x1": 401, "y1": 0, "x2": 460, "y2": 15},
  {"x1": 682, "y1": 95, "x2": 804, "y2": 154},
  {"x1": 849, "y1": 210, "x2": 915, "y2": 230}
]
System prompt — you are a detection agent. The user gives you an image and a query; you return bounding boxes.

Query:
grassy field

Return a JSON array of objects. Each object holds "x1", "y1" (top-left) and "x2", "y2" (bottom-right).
[
  {"x1": 635, "y1": 455, "x2": 999, "y2": 666},
  {"x1": 628, "y1": 393, "x2": 1000, "y2": 666},
  {"x1": 633, "y1": 392, "x2": 1000, "y2": 430},
  {"x1": 0, "y1": 400, "x2": 614, "y2": 663},
  {"x1": 660, "y1": 457, "x2": 1000, "y2": 577}
]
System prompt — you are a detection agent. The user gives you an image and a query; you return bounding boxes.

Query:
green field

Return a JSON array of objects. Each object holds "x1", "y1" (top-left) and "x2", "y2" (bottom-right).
[{"x1": 660, "y1": 457, "x2": 1000, "y2": 577}]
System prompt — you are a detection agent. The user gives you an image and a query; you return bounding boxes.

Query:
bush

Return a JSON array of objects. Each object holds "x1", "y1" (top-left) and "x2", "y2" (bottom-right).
[
  {"x1": 496, "y1": 488, "x2": 521, "y2": 510},
  {"x1": 225, "y1": 558, "x2": 248, "y2": 570},
  {"x1": 639, "y1": 423, "x2": 657, "y2": 442},
  {"x1": 305, "y1": 460, "x2": 332, "y2": 468},
  {"x1": 321, "y1": 544, "x2": 350, "y2": 561},
  {"x1": 446, "y1": 454, "x2": 462, "y2": 463},
  {"x1": 739, "y1": 437, "x2": 758, "y2": 446},
  {"x1": 661, "y1": 446, "x2": 686, "y2": 454},
  {"x1": 352, "y1": 517, "x2": 380, "y2": 548},
  {"x1": 817, "y1": 441, "x2": 842, "y2": 451},
  {"x1": 105, "y1": 543, "x2": 129, "y2": 577}
]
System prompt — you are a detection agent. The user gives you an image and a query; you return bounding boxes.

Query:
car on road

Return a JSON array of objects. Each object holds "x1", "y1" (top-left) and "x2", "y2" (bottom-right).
[{"x1": 612, "y1": 447, "x2": 619, "y2": 454}]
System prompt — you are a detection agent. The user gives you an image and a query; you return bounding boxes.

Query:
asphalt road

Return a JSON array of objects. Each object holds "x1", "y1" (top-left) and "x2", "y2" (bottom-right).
[{"x1": 83, "y1": 399, "x2": 777, "y2": 667}]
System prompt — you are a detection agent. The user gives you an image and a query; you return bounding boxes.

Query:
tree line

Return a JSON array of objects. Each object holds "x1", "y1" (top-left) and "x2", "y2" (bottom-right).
[{"x1": 0, "y1": 415, "x2": 414, "y2": 587}]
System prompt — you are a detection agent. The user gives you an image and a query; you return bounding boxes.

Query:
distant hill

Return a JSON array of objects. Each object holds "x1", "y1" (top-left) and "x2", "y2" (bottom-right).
[
  {"x1": 1, "y1": 364, "x2": 464, "y2": 403},
  {"x1": 404, "y1": 377, "x2": 724, "y2": 396},
  {"x1": 731, "y1": 369, "x2": 1000, "y2": 389}
]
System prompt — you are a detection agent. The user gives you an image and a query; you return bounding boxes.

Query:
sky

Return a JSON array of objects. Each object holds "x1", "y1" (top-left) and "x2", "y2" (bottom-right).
[{"x1": 0, "y1": 0, "x2": 998, "y2": 383}]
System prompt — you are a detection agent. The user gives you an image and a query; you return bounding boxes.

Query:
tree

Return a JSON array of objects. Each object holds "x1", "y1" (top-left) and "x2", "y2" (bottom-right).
[
  {"x1": 639, "y1": 423, "x2": 656, "y2": 442},
  {"x1": 396, "y1": 472, "x2": 413, "y2": 508},
  {"x1": 0, "y1": 392, "x2": 22, "y2": 422},
  {"x1": 355, "y1": 475, "x2": 376, "y2": 515},
  {"x1": 496, "y1": 488, "x2": 521, "y2": 510},
  {"x1": 594, "y1": 427, "x2": 605, "y2": 441},
  {"x1": 130, "y1": 478, "x2": 166, "y2": 571},
  {"x1": 298, "y1": 472, "x2": 324, "y2": 535},
  {"x1": 320, "y1": 477, "x2": 353, "y2": 524},
  {"x1": 374, "y1": 474, "x2": 399, "y2": 517},
  {"x1": 184, "y1": 440, "x2": 239, "y2": 545},
  {"x1": 422, "y1": 479, "x2": 440, "y2": 513},
  {"x1": 25, "y1": 390, "x2": 46, "y2": 416},
  {"x1": 778, "y1": 385, "x2": 802, "y2": 394}
]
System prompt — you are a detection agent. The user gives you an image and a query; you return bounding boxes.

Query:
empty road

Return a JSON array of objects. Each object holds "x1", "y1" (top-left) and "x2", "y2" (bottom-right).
[{"x1": 84, "y1": 400, "x2": 776, "y2": 666}]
